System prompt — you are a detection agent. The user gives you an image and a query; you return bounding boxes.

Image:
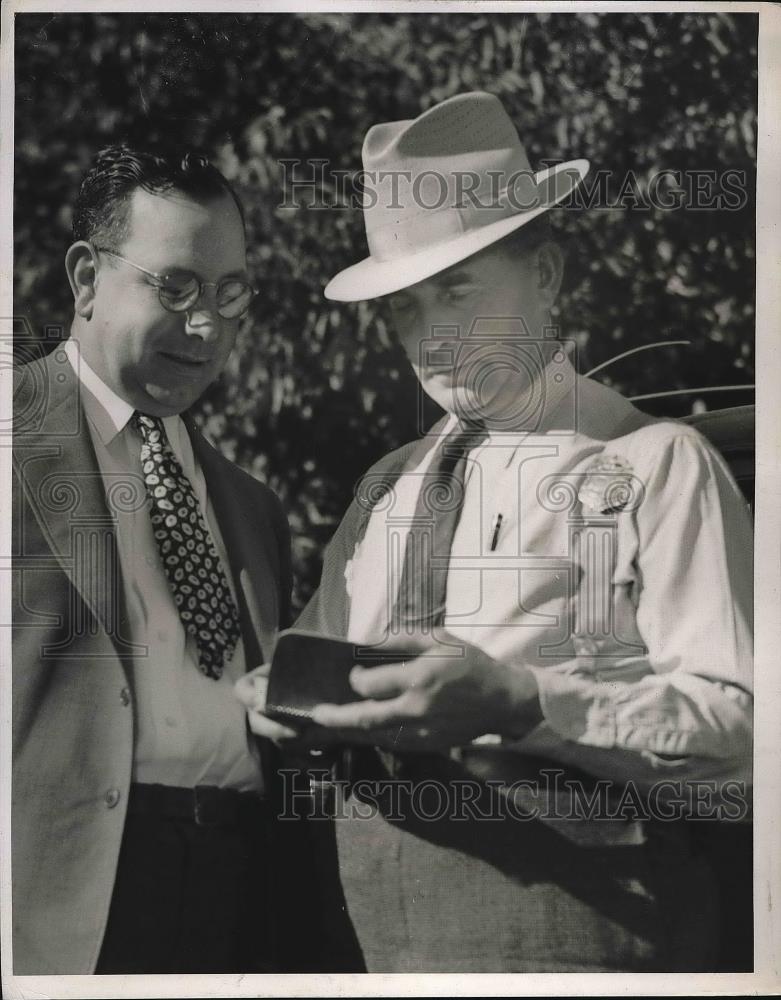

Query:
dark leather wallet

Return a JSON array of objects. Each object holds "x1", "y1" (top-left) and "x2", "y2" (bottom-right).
[{"x1": 265, "y1": 629, "x2": 412, "y2": 727}]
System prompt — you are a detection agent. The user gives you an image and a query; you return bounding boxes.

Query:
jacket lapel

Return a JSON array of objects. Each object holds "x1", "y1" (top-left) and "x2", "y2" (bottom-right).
[
  {"x1": 14, "y1": 351, "x2": 131, "y2": 652},
  {"x1": 353, "y1": 418, "x2": 449, "y2": 546}
]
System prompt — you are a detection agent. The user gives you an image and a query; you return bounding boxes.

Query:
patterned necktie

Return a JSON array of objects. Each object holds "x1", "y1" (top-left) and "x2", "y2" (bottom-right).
[
  {"x1": 133, "y1": 412, "x2": 242, "y2": 680},
  {"x1": 391, "y1": 419, "x2": 488, "y2": 633}
]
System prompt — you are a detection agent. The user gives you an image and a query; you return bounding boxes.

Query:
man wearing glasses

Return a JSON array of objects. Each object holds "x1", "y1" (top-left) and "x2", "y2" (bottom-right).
[{"x1": 12, "y1": 146, "x2": 299, "y2": 973}]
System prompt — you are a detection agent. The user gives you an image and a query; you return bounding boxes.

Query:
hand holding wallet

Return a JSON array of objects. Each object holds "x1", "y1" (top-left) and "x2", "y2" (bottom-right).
[{"x1": 264, "y1": 629, "x2": 413, "y2": 730}]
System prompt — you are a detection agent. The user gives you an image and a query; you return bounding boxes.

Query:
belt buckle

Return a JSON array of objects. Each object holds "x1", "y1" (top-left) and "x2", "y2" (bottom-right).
[
  {"x1": 305, "y1": 747, "x2": 352, "y2": 790},
  {"x1": 307, "y1": 757, "x2": 344, "y2": 792}
]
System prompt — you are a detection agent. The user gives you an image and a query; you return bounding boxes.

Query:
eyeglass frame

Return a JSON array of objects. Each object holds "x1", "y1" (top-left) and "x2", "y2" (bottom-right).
[{"x1": 91, "y1": 244, "x2": 257, "y2": 319}]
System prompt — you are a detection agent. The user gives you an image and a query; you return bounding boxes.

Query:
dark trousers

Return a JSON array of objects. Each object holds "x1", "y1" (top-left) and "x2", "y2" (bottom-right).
[{"x1": 96, "y1": 784, "x2": 277, "y2": 974}]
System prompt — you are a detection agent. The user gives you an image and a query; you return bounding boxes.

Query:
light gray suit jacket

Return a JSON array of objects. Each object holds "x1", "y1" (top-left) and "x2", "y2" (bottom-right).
[{"x1": 11, "y1": 347, "x2": 292, "y2": 973}]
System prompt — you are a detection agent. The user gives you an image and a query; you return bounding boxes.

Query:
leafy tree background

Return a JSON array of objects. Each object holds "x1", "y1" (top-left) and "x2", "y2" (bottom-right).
[{"x1": 14, "y1": 11, "x2": 757, "y2": 612}]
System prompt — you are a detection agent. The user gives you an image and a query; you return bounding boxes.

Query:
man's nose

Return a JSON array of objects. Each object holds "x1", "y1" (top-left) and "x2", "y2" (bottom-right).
[{"x1": 184, "y1": 297, "x2": 221, "y2": 341}]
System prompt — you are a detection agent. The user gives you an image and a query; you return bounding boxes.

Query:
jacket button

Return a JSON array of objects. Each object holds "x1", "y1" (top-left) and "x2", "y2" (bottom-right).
[
  {"x1": 119, "y1": 687, "x2": 131, "y2": 707},
  {"x1": 104, "y1": 788, "x2": 121, "y2": 808}
]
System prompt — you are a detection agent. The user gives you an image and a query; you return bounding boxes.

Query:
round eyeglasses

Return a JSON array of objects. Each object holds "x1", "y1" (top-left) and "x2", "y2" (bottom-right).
[{"x1": 93, "y1": 246, "x2": 256, "y2": 319}]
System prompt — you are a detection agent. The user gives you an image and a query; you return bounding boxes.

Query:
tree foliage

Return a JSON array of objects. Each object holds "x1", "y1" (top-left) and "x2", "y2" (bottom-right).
[{"x1": 14, "y1": 11, "x2": 757, "y2": 609}]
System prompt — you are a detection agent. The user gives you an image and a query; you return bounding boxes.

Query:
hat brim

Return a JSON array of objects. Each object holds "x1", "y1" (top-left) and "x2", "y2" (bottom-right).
[{"x1": 324, "y1": 159, "x2": 589, "y2": 302}]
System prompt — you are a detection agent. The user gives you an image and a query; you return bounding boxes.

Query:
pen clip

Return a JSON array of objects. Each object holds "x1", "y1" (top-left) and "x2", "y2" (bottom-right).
[{"x1": 489, "y1": 513, "x2": 503, "y2": 552}]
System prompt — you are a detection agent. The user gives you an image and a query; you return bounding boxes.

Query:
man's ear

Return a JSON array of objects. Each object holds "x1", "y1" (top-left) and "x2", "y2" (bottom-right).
[
  {"x1": 535, "y1": 241, "x2": 564, "y2": 307},
  {"x1": 65, "y1": 241, "x2": 100, "y2": 319}
]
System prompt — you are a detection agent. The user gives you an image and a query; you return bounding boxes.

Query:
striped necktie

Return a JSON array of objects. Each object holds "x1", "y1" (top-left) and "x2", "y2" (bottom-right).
[{"x1": 391, "y1": 419, "x2": 488, "y2": 634}]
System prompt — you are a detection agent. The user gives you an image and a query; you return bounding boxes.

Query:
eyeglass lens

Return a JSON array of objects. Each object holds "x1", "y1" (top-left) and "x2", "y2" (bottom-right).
[{"x1": 159, "y1": 275, "x2": 253, "y2": 318}]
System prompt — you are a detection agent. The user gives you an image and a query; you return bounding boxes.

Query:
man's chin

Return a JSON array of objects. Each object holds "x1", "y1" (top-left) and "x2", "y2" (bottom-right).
[{"x1": 138, "y1": 380, "x2": 204, "y2": 416}]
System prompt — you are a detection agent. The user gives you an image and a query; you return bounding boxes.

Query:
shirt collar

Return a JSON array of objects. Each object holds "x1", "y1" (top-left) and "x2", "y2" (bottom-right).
[
  {"x1": 64, "y1": 338, "x2": 192, "y2": 462},
  {"x1": 63, "y1": 338, "x2": 135, "y2": 445},
  {"x1": 436, "y1": 345, "x2": 579, "y2": 442}
]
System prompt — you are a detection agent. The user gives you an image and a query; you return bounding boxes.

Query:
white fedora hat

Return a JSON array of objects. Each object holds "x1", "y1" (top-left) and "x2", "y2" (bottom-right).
[{"x1": 324, "y1": 91, "x2": 589, "y2": 302}]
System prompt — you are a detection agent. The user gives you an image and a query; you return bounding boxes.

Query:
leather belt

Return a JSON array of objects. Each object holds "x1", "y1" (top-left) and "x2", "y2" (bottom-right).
[{"x1": 127, "y1": 782, "x2": 271, "y2": 828}]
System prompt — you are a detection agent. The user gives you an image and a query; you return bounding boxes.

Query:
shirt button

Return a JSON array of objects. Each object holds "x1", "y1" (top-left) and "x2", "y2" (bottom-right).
[
  {"x1": 119, "y1": 687, "x2": 131, "y2": 707},
  {"x1": 164, "y1": 715, "x2": 178, "y2": 728},
  {"x1": 157, "y1": 630, "x2": 168, "y2": 642},
  {"x1": 145, "y1": 554, "x2": 157, "y2": 567},
  {"x1": 104, "y1": 788, "x2": 121, "y2": 809}
]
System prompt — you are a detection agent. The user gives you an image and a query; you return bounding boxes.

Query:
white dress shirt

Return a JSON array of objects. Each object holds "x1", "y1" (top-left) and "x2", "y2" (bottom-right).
[
  {"x1": 347, "y1": 353, "x2": 753, "y2": 790},
  {"x1": 64, "y1": 338, "x2": 263, "y2": 792}
]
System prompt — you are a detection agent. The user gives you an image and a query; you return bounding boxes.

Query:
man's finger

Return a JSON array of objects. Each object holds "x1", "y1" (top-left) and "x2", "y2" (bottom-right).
[
  {"x1": 311, "y1": 696, "x2": 408, "y2": 730},
  {"x1": 234, "y1": 667, "x2": 269, "y2": 710},
  {"x1": 382, "y1": 627, "x2": 470, "y2": 657},
  {"x1": 372, "y1": 632, "x2": 431, "y2": 656},
  {"x1": 246, "y1": 709, "x2": 300, "y2": 742},
  {"x1": 349, "y1": 663, "x2": 411, "y2": 699}
]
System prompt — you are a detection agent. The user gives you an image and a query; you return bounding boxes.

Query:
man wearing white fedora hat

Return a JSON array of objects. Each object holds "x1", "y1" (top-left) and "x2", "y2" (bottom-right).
[{"x1": 237, "y1": 92, "x2": 753, "y2": 971}]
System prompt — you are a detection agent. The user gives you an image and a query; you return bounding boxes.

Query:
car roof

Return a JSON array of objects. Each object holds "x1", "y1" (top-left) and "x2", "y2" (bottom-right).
[
  {"x1": 680, "y1": 404, "x2": 754, "y2": 502},
  {"x1": 680, "y1": 404, "x2": 754, "y2": 456}
]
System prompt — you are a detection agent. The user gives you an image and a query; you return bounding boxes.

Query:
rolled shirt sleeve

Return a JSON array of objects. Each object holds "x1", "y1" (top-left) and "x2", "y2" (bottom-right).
[{"x1": 527, "y1": 427, "x2": 753, "y2": 782}]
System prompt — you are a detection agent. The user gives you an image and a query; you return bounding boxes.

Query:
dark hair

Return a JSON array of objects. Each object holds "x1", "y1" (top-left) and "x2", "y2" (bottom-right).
[{"x1": 72, "y1": 144, "x2": 245, "y2": 249}]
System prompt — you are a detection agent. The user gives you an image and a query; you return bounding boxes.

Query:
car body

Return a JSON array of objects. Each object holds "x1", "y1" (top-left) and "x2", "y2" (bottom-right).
[{"x1": 683, "y1": 403, "x2": 755, "y2": 511}]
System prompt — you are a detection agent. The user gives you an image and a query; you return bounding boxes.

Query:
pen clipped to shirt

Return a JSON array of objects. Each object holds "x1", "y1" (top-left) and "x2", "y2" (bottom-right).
[{"x1": 489, "y1": 513, "x2": 503, "y2": 551}]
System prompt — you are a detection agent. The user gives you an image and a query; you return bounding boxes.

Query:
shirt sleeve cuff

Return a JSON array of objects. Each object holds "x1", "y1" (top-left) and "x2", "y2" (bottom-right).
[{"x1": 530, "y1": 666, "x2": 618, "y2": 750}]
